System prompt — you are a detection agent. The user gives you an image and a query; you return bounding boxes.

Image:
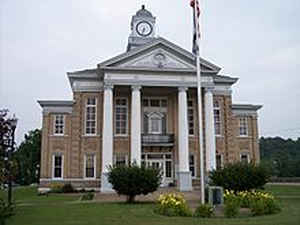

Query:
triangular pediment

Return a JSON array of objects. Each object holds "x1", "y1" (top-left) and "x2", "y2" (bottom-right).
[{"x1": 98, "y1": 37, "x2": 221, "y2": 73}]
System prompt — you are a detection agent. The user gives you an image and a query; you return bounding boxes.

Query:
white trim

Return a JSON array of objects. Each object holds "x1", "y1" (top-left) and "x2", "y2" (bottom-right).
[
  {"x1": 84, "y1": 154, "x2": 96, "y2": 180},
  {"x1": 114, "y1": 97, "x2": 128, "y2": 136},
  {"x1": 85, "y1": 97, "x2": 98, "y2": 135},
  {"x1": 52, "y1": 154, "x2": 64, "y2": 180}
]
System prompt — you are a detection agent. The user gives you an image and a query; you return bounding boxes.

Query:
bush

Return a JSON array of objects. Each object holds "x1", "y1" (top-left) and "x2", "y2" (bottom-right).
[
  {"x1": 108, "y1": 164, "x2": 161, "y2": 203},
  {"x1": 250, "y1": 197, "x2": 281, "y2": 216},
  {"x1": 210, "y1": 162, "x2": 270, "y2": 192},
  {"x1": 156, "y1": 193, "x2": 192, "y2": 217},
  {"x1": 80, "y1": 192, "x2": 94, "y2": 201},
  {"x1": 0, "y1": 199, "x2": 15, "y2": 225},
  {"x1": 61, "y1": 183, "x2": 75, "y2": 193},
  {"x1": 49, "y1": 183, "x2": 64, "y2": 193},
  {"x1": 224, "y1": 189, "x2": 281, "y2": 216},
  {"x1": 194, "y1": 204, "x2": 214, "y2": 218},
  {"x1": 224, "y1": 197, "x2": 240, "y2": 218}
]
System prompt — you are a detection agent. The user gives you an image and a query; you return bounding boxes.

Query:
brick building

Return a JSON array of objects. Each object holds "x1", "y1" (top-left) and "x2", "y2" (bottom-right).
[{"x1": 38, "y1": 6, "x2": 262, "y2": 192}]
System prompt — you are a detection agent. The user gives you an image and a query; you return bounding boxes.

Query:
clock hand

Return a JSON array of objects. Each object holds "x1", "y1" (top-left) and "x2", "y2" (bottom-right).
[{"x1": 142, "y1": 27, "x2": 146, "y2": 34}]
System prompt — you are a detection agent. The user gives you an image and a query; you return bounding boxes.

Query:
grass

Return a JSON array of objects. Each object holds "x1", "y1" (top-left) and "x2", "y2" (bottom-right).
[{"x1": 1, "y1": 184, "x2": 300, "y2": 225}]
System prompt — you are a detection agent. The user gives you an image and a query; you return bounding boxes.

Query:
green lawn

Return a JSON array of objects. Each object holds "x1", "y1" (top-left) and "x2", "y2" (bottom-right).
[{"x1": 1, "y1": 185, "x2": 300, "y2": 225}]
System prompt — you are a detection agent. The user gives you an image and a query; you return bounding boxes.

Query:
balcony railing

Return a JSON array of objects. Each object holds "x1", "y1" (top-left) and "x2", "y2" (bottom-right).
[{"x1": 142, "y1": 134, "x2": 174, "y2": 146}]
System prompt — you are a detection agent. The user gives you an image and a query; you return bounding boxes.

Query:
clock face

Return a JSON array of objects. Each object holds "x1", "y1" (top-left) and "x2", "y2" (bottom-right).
[{"x1": 136, "y1": 21, "x2": 153, "y2": 37}]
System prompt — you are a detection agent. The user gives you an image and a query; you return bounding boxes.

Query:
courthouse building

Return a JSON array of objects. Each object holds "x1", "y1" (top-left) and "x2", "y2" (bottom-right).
[{"x1": 38, "y1": 6, "x2": 262, "y2": 192}]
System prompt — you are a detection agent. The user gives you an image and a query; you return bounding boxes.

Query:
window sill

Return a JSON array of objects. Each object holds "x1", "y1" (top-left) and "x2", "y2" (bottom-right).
[
  {"x1": 82, "y1": 134, "x2": 100, "y2": 137},
  {"x1": 52, "y1": 177, "x2": 63, "y2": 180},
  {"x1": 84, "y1": 177, "x2": 97, "y2": 180}
]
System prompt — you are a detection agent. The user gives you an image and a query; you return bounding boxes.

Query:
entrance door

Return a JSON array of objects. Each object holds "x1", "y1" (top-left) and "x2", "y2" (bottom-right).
[{"x1": 148, "y1": 160, "x2": 165, "y2": 186}]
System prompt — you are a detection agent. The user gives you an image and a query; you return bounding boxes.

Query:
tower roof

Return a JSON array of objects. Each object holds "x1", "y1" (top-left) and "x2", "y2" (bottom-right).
[{"x1": 136, "y1": 5, "x2": 153, "y2": 17}]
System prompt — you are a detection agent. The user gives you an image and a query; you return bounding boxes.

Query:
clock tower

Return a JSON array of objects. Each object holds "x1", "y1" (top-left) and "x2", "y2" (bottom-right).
[{"x1": 127, "y1": 5, "x2": 156, "y2": 51}]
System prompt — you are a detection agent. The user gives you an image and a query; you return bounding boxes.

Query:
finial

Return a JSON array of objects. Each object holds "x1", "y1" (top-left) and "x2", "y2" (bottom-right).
[{"x1": 142, "y1": 5, "x2": 145, "y2": 10}]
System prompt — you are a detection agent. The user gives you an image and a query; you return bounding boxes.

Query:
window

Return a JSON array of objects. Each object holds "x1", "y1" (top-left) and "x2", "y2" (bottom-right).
[
  {"x1": 239, "y1": 117, "x2": 248, "y2": 136},
  {"x1": 85, "y1": 97, "x2": 97, "y2": 135},
  {"x1": 165, "y1": 161, "x2": 172, "y2": 178},
  {"x1": 52, "y1": 155, "x2": 63, "y2": 179},
  {"x1": 240, "y1": 153, "x2": 250, "y2": 163},
  {"x1": 85, "y1": 154, "x2": 95, "y2": 178},
  {"x1": 214, "y1": 101, "x2": 221, "y2": 135},
  {"x1": 142, "y1": 98, "x2": 168, "y2": 108},
  {"x1": 115, "y1": 98, "x2": 128, "y2": 135},
  {"x1": 114, "y1": 154, "x2": 128, "y2": 166},
  {"x1": 54, "y1": 115, "x2": 64, "y2": 135},
  {"x1": 148, "y1": 113, "x2": 163, "y2": 134},
  {"x1": 189, "y1": 155, "x2": 196, "y2": 177},
  {"x1": 216, "y1": 154, "x2": 223, "y2": 169},
  {"x1": 188, "y1": 100, "x2": 195, "y2": 135}
]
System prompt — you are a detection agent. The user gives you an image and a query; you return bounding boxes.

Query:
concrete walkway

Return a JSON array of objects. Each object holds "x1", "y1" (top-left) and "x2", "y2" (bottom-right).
[{"x1": 94, "y1": 187, "x2": 202, "y2": 208}]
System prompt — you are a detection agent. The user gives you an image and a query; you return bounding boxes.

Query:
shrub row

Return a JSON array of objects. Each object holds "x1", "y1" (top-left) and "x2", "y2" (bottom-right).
[
  {"x1": 156, "y1": 193, "x2": 214, "y2": 218},
  {"x1": 49, "y1": 183, "x2": 94, "y2": 194}
]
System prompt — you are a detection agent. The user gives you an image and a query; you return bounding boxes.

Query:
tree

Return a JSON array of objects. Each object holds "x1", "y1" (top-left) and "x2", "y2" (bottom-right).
[
  {"x1": 14, "y1": 129, "x2": 41, "y2": 185},
  {"x1": 260, "y1": 136, "x2": 300, "y2": 177},
  {"x1": 108, "y1": 164, "x2": 162, "y2": 203}
]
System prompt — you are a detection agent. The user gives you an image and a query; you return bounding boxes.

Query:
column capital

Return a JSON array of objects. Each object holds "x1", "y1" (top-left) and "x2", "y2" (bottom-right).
[
  {"x1": 204, "y1": 87, "x2": 214, "y2": 93},
  {"x1": 131, "y1": 85, "x2": 142, "y2": 91},
  {"x1": 178, "y1": 86, "x2": 188, "y2": 92},
  {"x1": 104, "y1": 84, "x2": 114, "y2": 91}
]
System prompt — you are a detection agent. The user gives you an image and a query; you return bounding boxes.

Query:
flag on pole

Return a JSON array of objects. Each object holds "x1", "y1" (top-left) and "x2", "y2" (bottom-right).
[{"x1": 190, "y1": 0, "x2": 200, "y2": 55}]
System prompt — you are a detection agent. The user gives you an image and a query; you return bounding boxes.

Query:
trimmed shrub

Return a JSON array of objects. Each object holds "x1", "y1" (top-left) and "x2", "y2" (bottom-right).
[
  {"x1": 0, "y1": 198, "x2": 15, "y2": 225},
  {"x1": 250, "y1": 197, "x2": 281, "y2": 216},
  {"x1": 108, "y1": 164, "x2": 161, "y2": 203},
  {"x1": 156, "y1": 193, "x2": 192, "y2": 217},
  {"x1": 224, "y1": 197, "x2": 240, "y2": 218},
  {"x1": 62, "y1": 183, "x2": 75, "y2": 193},
  {"x1": 80, "y1": 192, "x2": 94, "y2": 201},
  {"x1": 210, "y1": 162, "x2": 270, "y2": 192},
  {"x1": 49, "y1": 183, "x2": 64, "y2": 193},
  {"x1": 194, "y1": 204, "x2": 214, "y2": 218}
]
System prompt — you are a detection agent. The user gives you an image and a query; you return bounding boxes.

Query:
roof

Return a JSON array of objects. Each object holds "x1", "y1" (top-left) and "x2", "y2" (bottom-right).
[
  {"x1": 232, "y1": 104, "x2": 263, "y2": 111},
  {"x1": 98, "y1": 37, "x2": 222, "y2": 73},
  {"x1": 136, "y1": 5, "x2": 153, "y2": 17},
  {"x1": 37, "y1": 100, "x2": 74, "y2": 108}
]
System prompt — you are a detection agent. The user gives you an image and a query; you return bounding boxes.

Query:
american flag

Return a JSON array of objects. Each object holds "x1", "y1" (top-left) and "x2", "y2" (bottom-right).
[{"x1": 190, "y1": 0, "x2": 200, "y2": 55}]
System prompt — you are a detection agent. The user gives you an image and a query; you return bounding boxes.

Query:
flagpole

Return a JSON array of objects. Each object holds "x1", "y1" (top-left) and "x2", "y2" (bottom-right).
[{"x1": 193, "y1": 0, "x2": 205, "y2": 204}]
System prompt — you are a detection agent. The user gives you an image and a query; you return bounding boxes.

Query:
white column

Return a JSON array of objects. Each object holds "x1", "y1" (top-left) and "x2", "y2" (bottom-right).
[
  {"x1": 131, "y1": 85, "x2": 141, "y2": 166},
  {"x1": 177, "y1": 87, "x2": 192, "y2": 191},
  {"x1": 101, "y1": 84, "x2": 114, "y2": 192},
  {"x1": 205, "y1": 87, "x2": 216, "y2": 171}
]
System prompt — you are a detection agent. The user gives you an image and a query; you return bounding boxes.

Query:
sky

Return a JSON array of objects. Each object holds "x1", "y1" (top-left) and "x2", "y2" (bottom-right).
[{"x1": 1, "y1": 0, "x2": 299, "y2": 144}]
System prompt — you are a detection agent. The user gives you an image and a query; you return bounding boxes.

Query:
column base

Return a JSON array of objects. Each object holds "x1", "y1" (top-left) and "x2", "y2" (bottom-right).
[
  {"x1": 100, "y1": 172, "x2": 114, "y2": 193},
  {"x1": 177, "y1": 171, "x2": 193, "y2": 192}
]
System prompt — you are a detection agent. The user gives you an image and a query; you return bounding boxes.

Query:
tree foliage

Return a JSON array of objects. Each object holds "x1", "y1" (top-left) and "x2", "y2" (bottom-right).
[
  {"x1": 260, "y1": 137, "x2": 300, "y2": 177},
  {"x1": 108, "y1": 164, "x2": 161, "y2": 203},
  {"x1": 14, "y1": 129, "x2": 41, "y2": 185},
  {"x1": 209, "y1": 162, "x2": 270, "y2": 192}
]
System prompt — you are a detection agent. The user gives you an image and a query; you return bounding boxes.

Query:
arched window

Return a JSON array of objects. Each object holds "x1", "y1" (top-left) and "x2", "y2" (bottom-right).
[{"x1": 148, "y1": 112, "x2": 164, "y2": 134}]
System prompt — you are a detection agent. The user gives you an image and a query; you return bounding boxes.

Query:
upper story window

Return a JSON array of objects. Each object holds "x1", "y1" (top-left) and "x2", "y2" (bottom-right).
[
  {"x1": 148, "y1": 112, "x2": 163, "y2": 134},
  {"x1": 214, "y1": 101, "x2": 221, "y2": 135},
  {"x1": 85, "y1": 97, "x2": 97, "y2": 135},
  {"x1": 115, "y1": 98, "x2": 128, "y2": 135},
  {"x1": 84, "y1": 154, "x2": 96, "y2": 179},
  {"x1": 143, "y1": 98, "x2": 167, "y2": 108},
  {"x1": 52, "y1": 154, "x2": 63, "y2": 179},
  {"x1": 188, "y1": 100, "x2": 195, "y2": 135},
  {"x1": 239, "y1": 117, "x2": 248, "y2": 136},
  {"x1": 54, "y1": 115, "x2": 64, "y2": 135}
]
